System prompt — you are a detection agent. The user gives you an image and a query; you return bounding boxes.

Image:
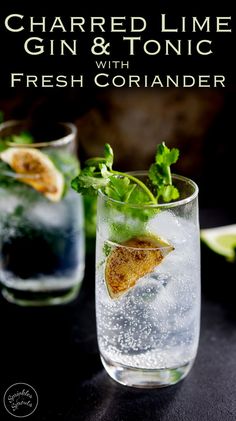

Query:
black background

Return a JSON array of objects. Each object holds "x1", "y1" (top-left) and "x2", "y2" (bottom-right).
[{"x1": 0, "y1": 1, "x2": 234, "y2": 92}]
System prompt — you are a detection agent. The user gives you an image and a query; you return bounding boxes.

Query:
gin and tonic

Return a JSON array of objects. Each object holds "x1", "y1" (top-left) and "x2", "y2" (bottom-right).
[
  {"x1": 0, "y1": 120, "x2": 84, "y2": 305},
  {"x1": 96, "y1": 173, "x2": 200, "y2": 387}
]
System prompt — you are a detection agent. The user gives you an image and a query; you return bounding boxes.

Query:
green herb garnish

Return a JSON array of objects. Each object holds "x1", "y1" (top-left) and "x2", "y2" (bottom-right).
[
  {"x1": 0, "y1": 141, "x2": 7, "y2": 152},
  {"x1": 0, "y1": 130, "x2": 33, "y2": 152},
  {"x1": 71, "y1": 142, "x2": 180, "y2": 243},
  {"x1": 149, "y1": 142, "x2": 179, "y2": 203},
  {"x1": 7, "y1": 131, "x2": 33, "y2": 145},
  {"x1": 71, "y1": 142, "x2": 179, "y2": 205}
]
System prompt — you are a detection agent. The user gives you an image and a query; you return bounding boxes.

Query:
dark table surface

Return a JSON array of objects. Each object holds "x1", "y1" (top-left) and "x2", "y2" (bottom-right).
[{"x1": 0, "y1": 208, "x2": 236, "y2": 421}]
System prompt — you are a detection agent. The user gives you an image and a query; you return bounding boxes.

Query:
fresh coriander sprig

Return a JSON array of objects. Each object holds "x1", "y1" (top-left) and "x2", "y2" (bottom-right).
[
  {"x1": 71, "y1": 142, "x2": 179, "y2": 205},
  {"x1": 149, "y1": 142, "x2": 180, "y2": 203},
  {"x1": 72, "y1": 144, "x2": 156, "y2": 204}
]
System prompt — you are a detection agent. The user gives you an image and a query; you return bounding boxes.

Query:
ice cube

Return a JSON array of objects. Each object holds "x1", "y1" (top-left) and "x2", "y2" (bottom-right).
[
  {"x1": 147, "y1": 210, "x2": 183, "y2": 241},
  {"x1": 28, "y1": 200, "x2": 68, "y2": 228},
  {"x1": 0, "y1": 191, "x2": 20, "y2": 214}
]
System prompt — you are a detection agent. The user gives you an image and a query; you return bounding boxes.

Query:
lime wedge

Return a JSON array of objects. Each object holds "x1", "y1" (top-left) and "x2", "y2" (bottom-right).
[
  {"x1": 201, "y1": 225, "x2": 236, "y2": 262},
  {"x1": 0, "y1": 147, "x2": 64, "y2": 202},
  {"x1": 105, "y1": 235, "x2": 174, "y2": 299}
]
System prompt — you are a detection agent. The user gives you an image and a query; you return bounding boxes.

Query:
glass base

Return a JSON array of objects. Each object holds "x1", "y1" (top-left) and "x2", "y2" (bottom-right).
[
  {"x1": 1, "y1": 283, "x2": 81, "y2": 306},
  {"x1": 101, "y1": 355, "x2": 194, "y2": 388}
]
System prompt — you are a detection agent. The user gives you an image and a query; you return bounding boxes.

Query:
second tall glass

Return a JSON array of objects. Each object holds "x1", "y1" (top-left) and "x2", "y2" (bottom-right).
[{"x1": 0, "y1": 120, "x2": 85, "y2": 306}]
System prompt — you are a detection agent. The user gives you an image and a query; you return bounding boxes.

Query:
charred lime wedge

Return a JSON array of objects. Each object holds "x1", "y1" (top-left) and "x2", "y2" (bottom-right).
[
  {"x1": 105, "y1": 235, "x2": 174, "y2": 299},
  {"x1": 0, "y1": 147, "x2": 64, "y2": 202}
]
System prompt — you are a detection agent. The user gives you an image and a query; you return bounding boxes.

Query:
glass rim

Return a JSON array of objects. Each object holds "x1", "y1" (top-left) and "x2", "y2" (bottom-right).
[
  {"x1": 98, "y1": 172, "x2": 199, "y2": 208},
  {"x1": 0, "y1": 120, "x2": 77, "y2": 148}
]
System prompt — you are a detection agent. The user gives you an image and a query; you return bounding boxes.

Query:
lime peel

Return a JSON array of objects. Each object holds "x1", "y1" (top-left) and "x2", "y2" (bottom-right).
[
  {"x1": 0, "y1": 147, "x2": 64, "y2": 202},
  {"x1": 105, "y1": 235, "x2": 174, "y2": 299},
  {"x1": 201, "y1": 224, "x2": 236, "y2": 262}
]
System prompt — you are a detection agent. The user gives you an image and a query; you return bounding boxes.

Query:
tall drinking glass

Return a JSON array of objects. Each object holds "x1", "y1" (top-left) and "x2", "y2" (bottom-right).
[
  {"x1": 96, "y1": 172, "x2": 200, "y2": 387},
  {"x1": 0, "y1": 120, "x2": 84, "y2": 306}
]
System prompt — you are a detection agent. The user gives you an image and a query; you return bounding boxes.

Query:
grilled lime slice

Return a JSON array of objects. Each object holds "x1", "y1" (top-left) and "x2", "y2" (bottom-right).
[
  {"x1": 0, "y1": 147, "x2": 64, "y2": 202},
  {"x1": 105, "y1": 235, "x2": 174, "y2": 299}
]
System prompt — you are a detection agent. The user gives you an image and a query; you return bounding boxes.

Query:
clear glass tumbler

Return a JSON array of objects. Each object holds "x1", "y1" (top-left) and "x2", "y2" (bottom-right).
[
  {"x1": 0, "y1": 120, "x2": 85, "y2": 306},
  {"x1": 96, "y1": 172, "x2": 200, "y2": 388}
]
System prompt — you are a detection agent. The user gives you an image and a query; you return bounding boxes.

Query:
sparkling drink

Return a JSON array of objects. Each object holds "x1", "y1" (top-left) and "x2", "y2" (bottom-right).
[
  {"x1": 0, "y1": 120, "x2": 84, "y2": 306},
  {"x1": 96, "y1": 173, "x2": 200, "y2": 387}
]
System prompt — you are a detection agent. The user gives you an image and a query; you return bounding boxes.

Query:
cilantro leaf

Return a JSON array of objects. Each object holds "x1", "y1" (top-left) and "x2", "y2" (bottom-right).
[
  {"x1": 84, "y1": 157, "x2": 107, "y2": 168},
  {"x1": 9, "y1": 131, "x2": 33, "y2": 145},
  {"x1": 105, "y1": 176, "x2": 131, "y2": 202},
  {"x1": 148, "y1": 163, "x2": 164, "y2": 186},
  {"x1": 157, "y1": 185, "x2": 180, "y2": 202},
  {"x1": 155, "y1": 143, "x2": 179, "y2": 166},
  {"x1": 148, "y1": 142, "x2": 179, "y2": 203},
  {"x1": 71, "y1": 166, "x2": 109, "y2": 196},
  {"x1": 72, "y1": 145, "x2": 114, "y2": 197},
  {"x1": 85, "y1": 143, "x2": 113, "y2": 171},
  {"x1": 104, "y1": 143, "x2": 114, "y2": 169},
  {"x1": 103, "y1": 242, "x2": 112, "y2": 256}
]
